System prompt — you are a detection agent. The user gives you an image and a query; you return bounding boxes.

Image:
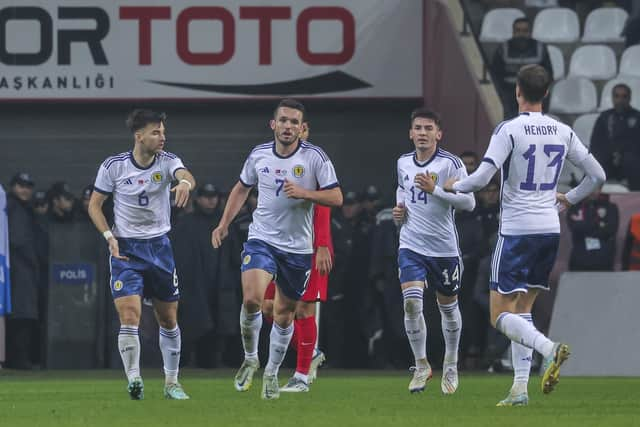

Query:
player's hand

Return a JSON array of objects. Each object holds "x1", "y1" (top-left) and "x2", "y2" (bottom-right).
[
  {"x1": 392, "y1": 203, "x2": 406, "y2": 225},
  {"x1": 171, "y1": 181, "x2": 191, "y2": 208},
  {"x1": 556, "y1": 193, "x2": 571, "y2": 212},
  {"x1": 107, "y1": 238, "x2": 129, "y2": 261},
  {"x1": 211, "y1": 225, "x2": 229, "y2": 248},
  {"x1": 316, "y1": 246, "x2": 333, "y2": 276},
  {"x1": 414, "y1": 172, "x2": 436, "y2": 194},
  {"x1": 443, "y1": 177, "x2": 458, "y2": 193},
  {"x1": 283, "y1": 179, "x2": 309, "y2": 200}
]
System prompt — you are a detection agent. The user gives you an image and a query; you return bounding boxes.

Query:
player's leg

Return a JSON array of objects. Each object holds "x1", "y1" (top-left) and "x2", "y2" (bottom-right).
[
  {"x1": 235, "y1": 240, "x2": 278, "y2": 392},
  {"x1": 154, "y1": 299, "x2": 189, "y2": 400},
  {"x1": 281, "y1": 265, "x2": 327, "y2": 391},
  {"x1": 262, "y1": 286, "x2": 297, "y2": 399},
  {"x1": 110, "y1": 249, "x2": 145, "y2": 400},
  {"x1": 398, "y1": 249, "x2": 431, "y2": 393},
  {"x1": 436, "y1": 292, "x2": 461, "y2": 394},
  {"x1": 235, "y1": 268, "x2": 272, "y2": 391},
  {"x1": 114, "y1": 295, "x2": 144, "y2": 399},
  {"x1": 281, "y1": 300, "x2": 316, "y2": 392},
  {"x1": 497, "y1": 291, "x2": 536, "y2": 406},
  {"x1": 430, "y1": 257, "x2": 463, "y2": 395},
  {"x1": 262, "y1": 249, "x2": 311, "y2": 399}
]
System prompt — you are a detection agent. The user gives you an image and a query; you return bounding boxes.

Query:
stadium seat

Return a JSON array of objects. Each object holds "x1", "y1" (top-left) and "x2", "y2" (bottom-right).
[
  {"x1": 549, "y1": 78, "x2": 597, "y2": 114},
  {"x1": 581, "y1": 8, "x2": 628, "y2": 43},
  {"x1": 619, "y1": 46, "x2": 640, "y2": 78},
  {"x1": 601, "y1": 182, "x2": 630, "y2": 193},
  {"x1": 547, "y1": 45, "x2": 565, "y2": 80},
  {"x1": 479, "y1": 8, "x2": 526, "y2": 43},
  {"x1": 572, "y1": 113, "x2": 599, "y2": 148},
  {"x1": 568, "y1": 45, "x2": 617, "y2": 80},
  {"x1": 532, "y1": 8, "x2": 580, "y2": 43},
  {"x1": 599, "y1": 76, "x2": 640, "y2": 111}
]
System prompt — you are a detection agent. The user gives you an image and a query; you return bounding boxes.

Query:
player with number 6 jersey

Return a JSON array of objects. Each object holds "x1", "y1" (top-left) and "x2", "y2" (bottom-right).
[
  {"x1": 393, "y1": 108, "x2": 475, "y2": 395},
  {"x1": 89, "y1": 109, "x2": 196, "y2": 401}
]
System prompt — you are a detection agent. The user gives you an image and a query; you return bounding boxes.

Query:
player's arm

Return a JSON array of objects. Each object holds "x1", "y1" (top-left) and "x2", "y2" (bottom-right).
[
  {"x1": 171, "y1": 168, "x2": 196, "y2": 208},
  {"x1": 560, "y1": 154, "x2": 606, "y2": 207},
  {"x1": 431, "y1": 186, "x2": 476, "y2": 211},
  {"x1": 313, "y1": 205, "x2": 333, "y2": 275},
  {"x1": 415, "y1": 170, "x2": 476, "y2": 211},
  {"x1": 88, "y1": 191, "x2": 128, "y2": 260},
  {"x1": 211, "y1": 181, "x2": 252, "y2": 248},
  {"x1": 558, "y1": 132, "x2": 606, "y2": 210},
  {"x1": 283, "y1": 182, "x2": 343, "y2": 207}
]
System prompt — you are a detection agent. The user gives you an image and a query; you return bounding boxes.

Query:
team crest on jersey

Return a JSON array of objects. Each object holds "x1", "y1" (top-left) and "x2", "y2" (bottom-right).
[
  {"x1": 243, "y1": 254, "x2": 251, "y2": 265},
  {"x1": 292, "y1": 165, "x2": 305, "y2": 178},
  {"x1": 429, "y1": 172, "x2": 438, "y2": 184},
  {"x1": 152, "y1": 172, "x2": 163, "y2": 183},
  {"x1": 113, "y1": 280, "x2": 123, "y2": 291}
]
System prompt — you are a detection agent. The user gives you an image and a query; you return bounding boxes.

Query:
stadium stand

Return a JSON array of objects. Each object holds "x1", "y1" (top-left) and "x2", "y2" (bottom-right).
[{"x1": 568, "y1": 45, "x2": 617, "y2": 80}]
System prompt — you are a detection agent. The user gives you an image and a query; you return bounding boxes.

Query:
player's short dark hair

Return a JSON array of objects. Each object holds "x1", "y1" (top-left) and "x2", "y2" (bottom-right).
[
  {"x1": 516, "y1": 64, "x2": 550, "y2": 103},
  {"x1": 410, "y1": 108, "x2": 442, "y2": 129},
  {"x1": 612, "y1": 83, "x2": 631, "y2": 97},
  {"x1": 513, "y1": 17, "x2": 531, "y2": 30},
  {"x1": 126, "y1": 109, "x2": 167, "y2": 133},
  {"x1": 274, "y1": 98, "x2": 306, "y2": 121}
]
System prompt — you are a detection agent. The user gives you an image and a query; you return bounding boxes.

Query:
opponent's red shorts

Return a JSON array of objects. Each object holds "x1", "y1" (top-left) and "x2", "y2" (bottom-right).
[{"x1": 264, "y1": 254, "x2": 328, "y2": 302}]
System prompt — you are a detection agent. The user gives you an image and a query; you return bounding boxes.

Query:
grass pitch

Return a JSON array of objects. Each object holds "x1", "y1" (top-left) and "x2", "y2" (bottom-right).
[{"x1": 1, "y1": 369, "x2": 639, "y2": 427}]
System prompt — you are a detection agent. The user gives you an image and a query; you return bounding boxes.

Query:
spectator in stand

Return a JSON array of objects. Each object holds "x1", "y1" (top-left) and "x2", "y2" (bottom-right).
[
  {"x1": 491, "y1": 17, "x2": 553, "y2": 118},
  {"x1": 591, "y1": 84, "x2": 640, "y2": 190},
  {"x1": 566, "y1": 187, "x2": 619, "y2": 271}
]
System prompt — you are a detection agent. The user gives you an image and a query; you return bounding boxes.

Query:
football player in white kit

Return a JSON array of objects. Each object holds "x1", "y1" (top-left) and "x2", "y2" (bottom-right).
[
  {"x1": 393, "y1": 109, "x2": 475, "y2": 394},
  {"x1": 211, "y1": 99, "x2": 342, "y2": 400},
  {"x1": 444, "y1": 65, "x2": 606, "y2": 406},
  {"x1": 88, "y1": 109, "x2": 196, "y2": 400}
]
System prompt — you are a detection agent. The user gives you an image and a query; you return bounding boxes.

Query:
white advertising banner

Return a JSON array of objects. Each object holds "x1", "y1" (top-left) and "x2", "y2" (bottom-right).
[{"x1": 0, "y1": 0, "x2": 423, "y2": 100}]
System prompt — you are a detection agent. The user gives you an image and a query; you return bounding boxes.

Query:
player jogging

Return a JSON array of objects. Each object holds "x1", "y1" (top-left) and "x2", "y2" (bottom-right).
[
  {"x1": 393, "y1": 108, "x2": 475, "y2": 394},
  {"x1": 444, "y1": 64, "x2": 606, "y2": 406},
  {"x1": 211, "y1": 99, "x2": 342, "y2": 400},
  {"x1": 88, "y1": 109, "x2": 196, "y2": 400}
]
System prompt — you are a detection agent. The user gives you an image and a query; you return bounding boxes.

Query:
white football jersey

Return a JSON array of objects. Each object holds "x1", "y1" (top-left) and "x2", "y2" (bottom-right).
[
  {"x1": 94, "y1": 151, "x2": 185, "y2": 239},
  {"x1": 240, "y1": 141, "x2": 339, "y2": 254},
  {"x1": 485, "y1": 112, "x2": 590, "y2": 235},
  {"x1": 397, "y1": 148, "x2": 467, "y2": 257}
]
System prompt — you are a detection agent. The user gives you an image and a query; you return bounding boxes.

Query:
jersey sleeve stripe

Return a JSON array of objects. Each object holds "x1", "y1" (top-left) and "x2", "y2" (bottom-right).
[
  {"x1": 320, "y1": 182, "x2": 340, "y2": 190},
  {"x1": 239, "y1": 177, "x2": 253, "y2": 187},
  {"x1": 482, "y1": 157, "x2": 497, "y2": 167},
  {"x1": 172, "y1": 166, "x2": 186, "y2": 180},
  {"x1": 93, "y1": 186, "x2": 112, "y2": 195}
]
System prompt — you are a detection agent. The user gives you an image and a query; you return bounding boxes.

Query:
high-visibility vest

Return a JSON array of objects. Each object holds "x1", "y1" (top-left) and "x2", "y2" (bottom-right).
[{"x1": 628, "y1": 214, "x2": 640, "y2": 271}]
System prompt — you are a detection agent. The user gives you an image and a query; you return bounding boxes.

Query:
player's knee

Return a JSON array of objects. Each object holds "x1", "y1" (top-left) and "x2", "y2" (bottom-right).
[
  {"x1": 243, "y1": 297, "x2": 262, "y2": 314},
  {"x1": 295, "y1": 301, "x2": 315, "y2": 318},
  {"x1": 404, "y1": 297, "x2": 423, "y2": 317}
]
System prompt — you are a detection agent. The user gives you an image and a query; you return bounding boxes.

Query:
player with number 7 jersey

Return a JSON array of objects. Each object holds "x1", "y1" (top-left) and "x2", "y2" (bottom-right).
[{"x1": 393, "y1": 108, "x2": 475, "y2": 395}]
